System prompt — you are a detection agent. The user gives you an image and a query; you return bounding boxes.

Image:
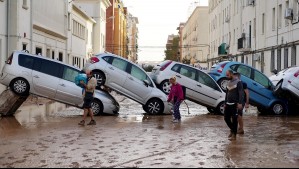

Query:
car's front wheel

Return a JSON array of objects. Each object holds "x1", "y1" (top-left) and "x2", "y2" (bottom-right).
[
  {"x1": 10, "y1": 78, "x2": 30, "y2": 96},
  {"x1": 160, "y1": 80, "x2": 171, "y2": 95},
  {"x1": 145, "y1": 99, "x2": 164, "y2": 115},
  {"x1": 91, "y1": 99, "x2": 104, "y2": 116},
  {"x1": 218, "y1": 78, "x2": 228, "y2": 91},
  {"x1": 92, "y1": 71, "x2": 106, "y2": 88},
  {"x1": 271, "y1": 102, "x2": 287, "y2": 115},
  {"x1": 216, "y1": 102, "x2": 225, "y2": 115}
]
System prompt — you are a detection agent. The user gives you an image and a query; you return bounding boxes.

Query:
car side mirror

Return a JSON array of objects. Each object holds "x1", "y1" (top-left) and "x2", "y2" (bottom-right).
[
  {"x1": 143, "y1": 80, "x2": 150, "y2": 87},
  {"x1": 272, "y1": 69, "x2": 278, "y2": 75}
]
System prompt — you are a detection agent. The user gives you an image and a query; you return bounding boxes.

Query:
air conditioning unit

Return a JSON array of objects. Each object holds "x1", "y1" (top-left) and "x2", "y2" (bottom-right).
[
  {"x1": 248, "y1": 0, "x2": 255, "y2": 6},
  {"x1": 253, "y1": 54, "x2": 260, "y2": 61},
  {"x1": 285, "y1": 8, "x2": 293, "y2": 20}
]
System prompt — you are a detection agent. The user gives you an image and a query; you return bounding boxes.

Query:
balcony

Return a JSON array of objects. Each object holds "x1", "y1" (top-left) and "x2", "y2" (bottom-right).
[{"x1": 238, "y1": 38, "x2": 252, "y2": 52}]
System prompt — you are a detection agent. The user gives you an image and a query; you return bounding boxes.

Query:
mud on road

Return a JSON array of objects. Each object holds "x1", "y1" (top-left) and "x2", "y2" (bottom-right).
[{"x1": 0, "y1": 97, "x2": 299, "y2": 168}]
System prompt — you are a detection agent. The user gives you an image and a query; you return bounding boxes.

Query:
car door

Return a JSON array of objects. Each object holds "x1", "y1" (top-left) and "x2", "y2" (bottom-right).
[
  {"x1": 123, "y1": 63, "x2": 153, "y2": 104},
  {"x1": 105, "y1": 57, "x2": 128, "y2": 92},
  {"x1": 31, "y1": 58, "x2": 62, "y2": 99},
  {"x1": 175, "y1": 65, "x2": 197, "y2": 101},
  {"x1": 251, "y1": 69, "x2": 274, "y2": 105},
  {"x1": 55, "y1": 66, "x2": 83, "y2": 106},
  {"x1": 193, "y1": 70, "x2": 224, "y2": 107},
  {"x1": 235, "y1": 64, "x2": 253, "y2": 94}
]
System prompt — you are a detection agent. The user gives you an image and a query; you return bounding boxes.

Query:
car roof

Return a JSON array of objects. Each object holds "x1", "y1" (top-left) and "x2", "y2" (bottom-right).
[
  {"x1": 95, "y1": 52, "x2": 143, "y2": 68},
  {"x1": 14, "y1": 50, "x2": 80, "y2": 71}
]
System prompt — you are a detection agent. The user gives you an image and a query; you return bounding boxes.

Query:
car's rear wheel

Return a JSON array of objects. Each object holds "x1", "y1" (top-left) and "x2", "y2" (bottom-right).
[
  {"x1": 271, "y1": 102, "x2": 287, "y2": 115},
  {"x1": 145, "y1": 99, "x2": 164, "y2": 115},
  {"x1": 91, "y1": 99, "x2": 104, "y2": 116},
  {"x1": 160, "y1": 80, "x2": 171, "y2": 95},
  {"x1": 218, "y1": 78, "x2": 228, "y2": 92},
  {"x1": 216, "y1": 102, "x2": 225, "y2": 115},
  {"x1": 92, "y1": 71, "x2": 106, "y2": 89},
  {"x1": 10, "y1": 78, "x2": 30, "y2": 96}
]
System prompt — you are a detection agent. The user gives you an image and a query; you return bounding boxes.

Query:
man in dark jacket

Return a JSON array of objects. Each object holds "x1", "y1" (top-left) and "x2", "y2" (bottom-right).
[{"x1": 224, "y1": 70, "x2": 244, "y2": 141}]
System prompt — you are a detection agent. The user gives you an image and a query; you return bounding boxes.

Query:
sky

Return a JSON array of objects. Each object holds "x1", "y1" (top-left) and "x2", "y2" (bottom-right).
[{"x1": 122, "y1": 0, "x2": 209, "y2": 63}]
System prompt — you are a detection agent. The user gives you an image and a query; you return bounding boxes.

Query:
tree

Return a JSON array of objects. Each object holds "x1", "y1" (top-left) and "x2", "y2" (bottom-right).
[{"x1": 164, "y1": 36, "x2": 179, "y2": 61}]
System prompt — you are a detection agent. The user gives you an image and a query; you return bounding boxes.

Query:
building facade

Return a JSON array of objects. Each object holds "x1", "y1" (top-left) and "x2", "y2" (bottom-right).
[
  {"x1": 209, "y1": 0, "x2": 299, "y2": 76},
  {"x1": 182, "y1": 6, "x2": 209, "y2": 69},
  {"x1": 127, "y1": 13, "x2": 139, "y2": 62},
  {"x1": 177, "y1": 22, "x2": 185, "y2": 62}
]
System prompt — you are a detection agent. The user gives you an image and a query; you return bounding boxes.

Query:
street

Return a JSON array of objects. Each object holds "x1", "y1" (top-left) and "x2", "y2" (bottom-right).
[{"x1": 0, "y1": 93, "x2": 299, "y2": 168}]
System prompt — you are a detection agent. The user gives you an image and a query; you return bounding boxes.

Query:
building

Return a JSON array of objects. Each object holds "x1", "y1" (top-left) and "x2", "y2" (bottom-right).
[
  {"x1": 74, "y1": 0, "x2": 111, "y2": 55},
  {"x1": 127, "y1": 13, "x2": 139, "y2": 62},
  {"x1": 182, "y1": 6, "x2": 209, "y2": 68},
  {"x1": 177, "y1": 22, "x2": 185, "y2": 62},
  {"x1": 209, "y1": 0, "x2": 299, "y2": 76}
]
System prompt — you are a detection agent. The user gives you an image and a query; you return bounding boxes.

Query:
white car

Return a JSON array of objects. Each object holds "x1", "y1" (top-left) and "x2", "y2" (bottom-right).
[
  {"x1": 83, "y1": 52, "x2": 171, "y2": 115},
  {"x1": 0, "y1": 51, "x2": 120, "y2": 115},
  {"x1": 150, "y1": 60, "x2": 226, "y2": 114},
  {"x1": 269, "y1": 67, "x2": 299, "y2": 102}
]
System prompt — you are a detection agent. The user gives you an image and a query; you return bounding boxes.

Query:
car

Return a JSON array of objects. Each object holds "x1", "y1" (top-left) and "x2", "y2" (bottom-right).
[
  {"x1": 209, "y1": 61, "x2": 288, "y2": 115},
  {"x1": 269, "y1": 67, "x2": 299, "y2": 104},
  {"x1": 0, "y1": 51, "x2": 120, "y2": 115},
  {"x1": 150, "y1": 60, "x2": 226, "y2": 114},
  {"x1": 83, "y1": 52, "x2": 171, "y2": 115}
]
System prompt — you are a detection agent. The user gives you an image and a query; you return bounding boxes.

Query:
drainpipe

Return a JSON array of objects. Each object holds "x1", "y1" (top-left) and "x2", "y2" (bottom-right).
[
  {"x1": 7, "y1": 0, "x2": 10, "y2": 58},
  {"x1": 30, "y1": 0, "x2": 33, "y2": 53}
]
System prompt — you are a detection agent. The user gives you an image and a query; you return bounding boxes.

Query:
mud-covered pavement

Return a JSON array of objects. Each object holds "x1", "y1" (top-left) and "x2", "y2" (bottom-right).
[{"x1": 0, "y1": 94, "x2": 299, "y2": 168}]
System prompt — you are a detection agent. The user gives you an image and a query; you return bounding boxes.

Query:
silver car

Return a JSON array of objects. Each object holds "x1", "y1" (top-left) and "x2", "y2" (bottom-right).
[
  {"x1": 0, "y1": 51, "x2": 119, "y2": 115},
  {"x1": 83, "y1": 52, "x2": 171, "y2": 115},
  {"x1": 150, "y1": 60, "x2": 226, "y2": 114}
]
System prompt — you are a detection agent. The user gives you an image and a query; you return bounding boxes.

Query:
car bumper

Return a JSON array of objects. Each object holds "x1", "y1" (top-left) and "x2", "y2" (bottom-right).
[
  {"x1": 0, "y1": 72, "x2": 15, "y2": 87},
  {"x1": 103, "y1": 101, "x2": 120, "y2": 115},
  {"x1": 162, "y1": 101, "x2": 171, "y2": 114}
]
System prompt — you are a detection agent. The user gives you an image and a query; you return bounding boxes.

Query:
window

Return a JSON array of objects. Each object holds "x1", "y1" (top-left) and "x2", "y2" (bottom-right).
[
  {"x1": 52, "y1": 51, "x2": 55, "y2": 59},
  {"x1": 272, "y1": 8, "x2": 276, "y2": 31},
  {"x1": 36, "y1": 47, "x2": 42, "y2": 55},
  {"x1": 18, "y1": 54, "x2": 34, "y2": 69},
  {"x1": 286, "y1": 1, "x2": 290, "y2": 26},
  {"x1": 59, "y1": 52, "x2": 63, "y2": 61},
  {"x1": 262, "y1": 13, "x2": 265, "y2": 34},
  {"x1": 236, "y1": 65, "x2": 251, "y2": 78},
  {"x1": 271, "y1": 49, "x2": 275, "y2": 71},
  {"x1": 130, "y1": 65, "x2": 147, "y2": 82},
  {"x1": 39, "y1": 60, "x2": 62, "y2": 78},
  {"x1": 277, "y1": 48, "x2": 281, "y2": 71},
  {"x1": 22, "y1": 43, "x2": 27, "y2": 51},
  {"x1": 254, "y1": 70, "x2": 270, "y2": 88},
  {"x1": 72, "y1": 20, "x2": 85, "y2": 39},
  {"x1": 261, "y1": 52, "x2": 265, "y2": 73},
  {"x1": 291, "y1": 45, "x2": 296, "y2": 66},
  {"x1": 22, "y1": 0, "x2": 28, "y2": 10},
  {"x1": 171, "y1": 64, "x2": 180, "y2": 73},
  {"x1": 230, "y1": 64, "x2": 238, "y2": 71},
  {"x1": 179, "y1": 66, "x2": 196, "y2": 80},
  {"x1": 103, "y1": 56, "x2": 112, "y2": 63},
  {"x1": 111, "y1": 58, "x2": 128, "y2": 71},
  {"x1": 284, "y1": 48, "x2": 289, "y2": 69},
  {"x1": 73, "y1": 56, "x2": 81, "y2": 68},
  {"x1": 62, "y1": 66, "x2": 80, "y2": 83},
  {"x1": 197, "y1": 71, "x2": 220, "y2": 91},
  {"x1": 278, "y1": 4, "x2": 282, "y2": 28}
]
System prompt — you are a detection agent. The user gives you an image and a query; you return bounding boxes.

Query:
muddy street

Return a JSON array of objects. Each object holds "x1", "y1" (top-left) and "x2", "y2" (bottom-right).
[{"x1": 0, "y1": 96, "x2": 299, "y2": 168}]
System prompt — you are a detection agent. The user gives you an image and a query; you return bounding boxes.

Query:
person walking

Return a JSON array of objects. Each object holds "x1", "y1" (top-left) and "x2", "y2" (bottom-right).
[
  {"x1": 234, "y1": 72, "x2": 250, "y2": 134},
  {"x1": 224, "y1": 70, "x2": 244, "y2": 140},
  {"x1": 78, "y1": 69, "x2": 97, "y2": 126},
  {"x1": 167, "y1": 76, "x2": 184, "y2": 123}
]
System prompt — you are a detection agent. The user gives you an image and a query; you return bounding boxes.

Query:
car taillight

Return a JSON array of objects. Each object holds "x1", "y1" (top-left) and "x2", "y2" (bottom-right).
[
  {"x1": 90, "y1": 57, "x2": 99, "y2": 64},
  {"x1": 6, "y1": 54, "x2": 13, "y2": 65},
  {"x1": 217, "y1": 63, "x2": 227, "y2": 73},
  {"x1": 294, "y1": 70, "x2": 299, "y2": 77},
  {"x1": 160, "y1": 61, "x2": 172, "y2": 71}
]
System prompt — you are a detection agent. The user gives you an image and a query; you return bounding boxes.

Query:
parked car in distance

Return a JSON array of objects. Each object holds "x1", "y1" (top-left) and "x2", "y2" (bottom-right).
[
  {"x1": 209, "y1": 61, "x2": 288, "y2": 115},
  {"x1": 269, "y1": 67, "x2": 299, "y2": 104},
  {"x1": 0, "y1": 51, "x2": 119, "y2": 115},
  {"x1": 150, "y1": 60, "x2": 226, "y2": 114},
  {"x1": 83, "y1": 52, "x2": 171, "y2": 115}
]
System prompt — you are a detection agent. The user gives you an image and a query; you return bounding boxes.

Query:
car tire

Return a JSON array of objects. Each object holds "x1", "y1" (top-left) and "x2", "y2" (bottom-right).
[
  {"x1": 10, "y1": 78, "x2": 30, "y2": 96},
  {"x1": 274, "y1": 81, "x2": 283, "y2": 97},
  {"x1": 270, "y1": 102, "x2": 287, "y2": 115},
  {"x1": 160, "y1": 80, "x2": 171, "y2": 95},
  {"x1": 207, "y1": 107, "x2": 215, "y2": 114},
  {"x1": 91, "y1": 99, "x2": 104, "y2": 116},
  {"x1": 92, "y1": 71, "x2": 106, "y2": 89},
  {"x1": 216, "y1": 101, "x2": 225, "y2": 115},
  {"x1": 145, "y1": 98, "x2": 164, "y2": 115},
  {"x1": 218, "y1": 78, "x2": 228, "y2": 92}
]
